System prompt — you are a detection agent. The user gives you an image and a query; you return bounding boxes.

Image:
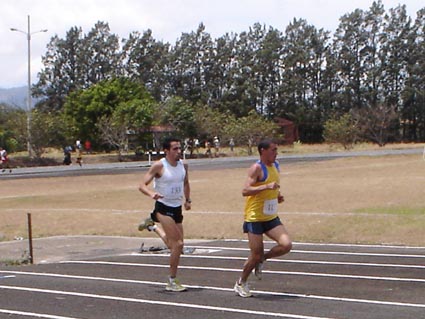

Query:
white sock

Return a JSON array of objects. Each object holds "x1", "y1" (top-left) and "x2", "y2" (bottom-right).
[{"x1": 147, "y1": 225, "x2": 157, "y2": 231}]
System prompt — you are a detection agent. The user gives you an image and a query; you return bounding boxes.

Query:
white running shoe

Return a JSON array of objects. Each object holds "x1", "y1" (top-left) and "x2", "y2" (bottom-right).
[
  {"x1": 166, "y1": 277, "x2": 187, "y2": 292},
  {"x1": 234, "y1": 280, "x2": 252, "y2": 298}
]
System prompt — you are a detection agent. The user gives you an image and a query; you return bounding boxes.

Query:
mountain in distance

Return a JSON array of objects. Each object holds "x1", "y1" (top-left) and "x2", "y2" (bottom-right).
[{"x1": 0, "y1": 86, "x2": 40, "y2": 109}]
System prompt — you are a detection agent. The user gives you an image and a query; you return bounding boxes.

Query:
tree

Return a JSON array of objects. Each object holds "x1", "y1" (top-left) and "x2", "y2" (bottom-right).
[
  {"x1": 35, "y1": 22, "x2": 122, "y2": 112},
  {"x1": 121, "y1": 30, "x2": 170, "y2": 101},
  {"x1": 63, "y1": 78, "x2": 156, "y2": 151},
  {"x1": 352, "y1": 103, "x2": 399, "y2": 146},
  {"x1": 158, "y1": 96, "x2": 197, "y2": 138},
  {"x1": 278, "y1": 18, "x2": 330, "y2": 142},
  {"x1": 323, "y1": 113, "x2": 358, "y2": 149},
  {"x1": 223, "y1": 110, "x2": 280, "y2": 155},
  {"x1": 30, "y1": 5, "x2": 425, "y2": 146},
  {"x1": 34, "y1": 27, "x2": 85, "y2": 111},
  {"x1": 167, "y1": 23, "x2": 214, "y2": 104},
  {"x1": 81, "y1": 21, "x2": 122, "y2": 84},
  {"x1": 30, "y1": 110, "x2": 67, "y2": 157},
  {"x1": 401, "y1": 8, "x2": 425, "y2": 141},
  {"x1": 0, "y1": 103, "x2": 26, "y2": 152},
  {"x1": 193, "y1": 105, "x2": 227, "y2": 140},
  {"x1": 204, "y1": 32, "x2": 238, "y2": 111},
  {"x1": 380, "y1": 4, "x2": 411, "y2": 109}
]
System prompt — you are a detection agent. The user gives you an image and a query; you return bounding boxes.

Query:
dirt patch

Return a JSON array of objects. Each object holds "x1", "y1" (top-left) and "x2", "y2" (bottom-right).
[{"x1": 1, "y1": 153, "x2": 425, "y2": 246}]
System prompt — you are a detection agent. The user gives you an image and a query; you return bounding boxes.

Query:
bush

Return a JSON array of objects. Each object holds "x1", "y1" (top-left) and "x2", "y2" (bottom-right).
[{"x1": 323, "y1": 113, "x2": 358, "y2": 149}]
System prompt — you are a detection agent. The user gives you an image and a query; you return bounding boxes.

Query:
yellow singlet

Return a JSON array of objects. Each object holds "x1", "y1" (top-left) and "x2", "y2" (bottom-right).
[{"x1": 244, "y1": 161, "x2": 280, "y2": 222}]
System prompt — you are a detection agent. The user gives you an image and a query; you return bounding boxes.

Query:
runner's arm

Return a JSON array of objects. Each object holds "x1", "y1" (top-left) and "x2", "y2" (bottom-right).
[
  {"x1": 138, "y1": 162, "x2": 164, "y2": 200},
  {"x1": 183, "y1": 163, "x2": 191, "y2": 210},
  {"x1": 242, "y1": 163, "x2": 280, "y2": 197}
]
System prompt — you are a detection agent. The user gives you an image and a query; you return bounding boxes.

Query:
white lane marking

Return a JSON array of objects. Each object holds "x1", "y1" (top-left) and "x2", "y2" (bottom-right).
[
  {"x1": 0, "y1": 275, "x2": 16, "y2": 279},
  {"x1": 187, "y1": 245, "x2": 425, "y2": 258},
  {"x1": 0, "y1": 309, "x2": 83, "y2": 319},
  {"x1": 130, "y1": 253, "x2": 425, "y2": 269},
  {"x1": 0, "y1": 285, "x2": 338, "y2": 319},
  {"x1": 58, "y1": 260, "x2": 425, "y2": 283},
  {"x1": 0, "y1": 271, "x2": 424, "y2": 309},
  {"x1": 226, "y1": 239, "x2": 425, "y2": 250}
]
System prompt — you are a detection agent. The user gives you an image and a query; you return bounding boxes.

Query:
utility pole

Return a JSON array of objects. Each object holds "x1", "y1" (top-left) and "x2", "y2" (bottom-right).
[{"x1": 11, "y1": 15, "x2": 47, "y2": 157}]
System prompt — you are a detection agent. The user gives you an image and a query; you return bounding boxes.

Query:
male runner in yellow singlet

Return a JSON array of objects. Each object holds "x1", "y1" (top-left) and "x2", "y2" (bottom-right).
[{"x1": 234, "y1": 139, "x2": 292, "y2": 297}]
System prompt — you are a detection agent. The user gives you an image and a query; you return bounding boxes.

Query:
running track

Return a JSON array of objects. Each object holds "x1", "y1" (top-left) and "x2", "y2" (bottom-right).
[{"x1": 1, "y1": 240, "x2": 424, "y2": 319}]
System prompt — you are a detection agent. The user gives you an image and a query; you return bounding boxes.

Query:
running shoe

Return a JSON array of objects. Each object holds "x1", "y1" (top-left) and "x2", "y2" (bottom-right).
[
  {"x1": 138, "y1": 217, "x2": 154, "y2": 231},
  {"x1": 254, "y1": 261, "x2": 264, "y2": 280},
  {"x1": 166, "y1": 277, "x2": 187, "y2": 292},
  {"x1": 234, "y1": 280, "x2": 252, "y2": 298},
  {"x1": 182, "y1": 247, "x2": 196, "y2": 254}
]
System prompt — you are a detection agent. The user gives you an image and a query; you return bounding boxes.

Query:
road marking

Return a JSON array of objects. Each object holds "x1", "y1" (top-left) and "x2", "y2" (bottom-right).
[
  {"x1": 58, "y1": 260, "x2": 425, "y2": 283},
  {"x1": 187, "y1": 245, "x2": 425, "y2": 258},
  {"x1": 0, "y1": 285, "x2": 338, "y2": 319},
  {"x1": 130, "y1": 253, "x2": 425, "y2": 269},
  {"x1": 0, "y1": 275, "x2": 16, "y2": 279},
  {"x1": 0, "y1": 309, "x2": 81, "y2": 319},
  {"x1": 229, "y1": 239, "x2": 425, "y2": 250},
  {"x1": 0, "y1": 271, "x2": 424, "y2": 309}
]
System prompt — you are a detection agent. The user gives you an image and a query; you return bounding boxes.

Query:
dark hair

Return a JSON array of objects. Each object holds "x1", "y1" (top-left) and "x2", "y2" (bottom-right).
[
  {"x1": 257, "y1": 139, "x2": 276, "y2": 155},
  {"x1": 163, "y1": 137, "x2": 181, "y2": 150}
]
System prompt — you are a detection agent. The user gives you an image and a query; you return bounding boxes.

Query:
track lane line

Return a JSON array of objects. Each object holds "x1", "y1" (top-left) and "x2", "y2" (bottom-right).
[
  {"x1": 0, "y1": 309, "x2": 83, "y2": 319},
  {"x1": 186, "y1": 245, "x2": 425, "y2": 258},
  {"x1": 1, "y1": 270, "x2": 424, "y2": 308},
  {"x1": 0, "y1": 285, "x2": 338, "y2": 319},
  {"x1": 55, "y1": 260, "x2": 425, "y2": 283},
  {"x1": 130, "y1": 253, "x2": 425, "y2": 269}
]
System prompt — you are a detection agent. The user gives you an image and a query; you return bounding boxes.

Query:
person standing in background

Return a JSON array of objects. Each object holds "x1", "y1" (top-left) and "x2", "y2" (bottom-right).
[{"x1": 0, "y1": 147, "x2": 12, "y2": 173}]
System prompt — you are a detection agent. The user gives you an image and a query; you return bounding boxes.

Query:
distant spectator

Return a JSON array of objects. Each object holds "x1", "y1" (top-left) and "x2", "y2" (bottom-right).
[
  {"x1": 63, "y1": 146, "x2": 72, "y2": 165},
  {"x1": 0, "y1": 147, "x2": 12, "y2": 173},
  {"x1": 205, "y1": 140, "x2": 212, "y2": 158},
  {"x1": 193, "y1": 138, "x2": 200, "y2": 154},
  {"x1": 229, "y1": 138, "x2": 235, "y2": 152},
  {"x1": 213, "y1": 136, "x2": 220, "y2": 157},
  {"x1": 84, "y1": 140, "x2": 92, "y2": 154},
  {"x1": 76, "y1": 144, "x2": 83, "y2": 167}
]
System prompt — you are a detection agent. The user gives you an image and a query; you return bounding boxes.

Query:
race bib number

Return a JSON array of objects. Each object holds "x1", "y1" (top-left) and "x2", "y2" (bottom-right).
[
  {"x1": 263, "y1": 199, "x2": 278, "y2": 215},
  {"x1": 164, "y1": 182, "x2": 183, "y2": 198}
]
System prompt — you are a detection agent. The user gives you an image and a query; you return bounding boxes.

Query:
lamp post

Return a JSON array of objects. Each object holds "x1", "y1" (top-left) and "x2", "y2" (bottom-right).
[{"x1": 11, "y1": 15, "x2": 47, "y2": 158}]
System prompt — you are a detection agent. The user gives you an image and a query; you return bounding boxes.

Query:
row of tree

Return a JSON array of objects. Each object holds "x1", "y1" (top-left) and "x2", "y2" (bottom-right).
[
  {"x1": 1, "y1": 81, "x2": 279, "y2": 157},
  {"x1": 2, "y1": 1, "x2": 425, "y2": 156}
]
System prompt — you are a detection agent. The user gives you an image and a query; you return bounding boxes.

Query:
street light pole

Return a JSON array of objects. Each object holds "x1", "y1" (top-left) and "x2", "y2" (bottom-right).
[{"x1": 10, "y1": 15, "x2": 47, "y2": 158}]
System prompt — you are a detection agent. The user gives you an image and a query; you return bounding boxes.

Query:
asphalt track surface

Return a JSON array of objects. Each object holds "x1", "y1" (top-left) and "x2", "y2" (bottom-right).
[
  {"x1": 1, "y1": 239, "x2": 425, "y2": 319},
  {"x1": 1, "y1": 147, "x2": 423, "y2": 179}
]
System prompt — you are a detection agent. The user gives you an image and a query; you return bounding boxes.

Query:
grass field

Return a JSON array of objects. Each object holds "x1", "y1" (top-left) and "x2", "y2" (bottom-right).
[{"x1": 1, "y1": 144, "x2": 425, "y2": 246}]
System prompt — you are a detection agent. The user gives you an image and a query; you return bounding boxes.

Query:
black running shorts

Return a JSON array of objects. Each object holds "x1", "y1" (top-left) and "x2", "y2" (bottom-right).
[{"x1": 151, "y1": 201, "x2": 183, "y2": 224}]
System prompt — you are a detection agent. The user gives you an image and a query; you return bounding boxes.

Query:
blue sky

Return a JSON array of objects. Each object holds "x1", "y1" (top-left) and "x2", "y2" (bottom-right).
[{"x1": 1, "y1": 0, "x2": 423, "y2": 88}]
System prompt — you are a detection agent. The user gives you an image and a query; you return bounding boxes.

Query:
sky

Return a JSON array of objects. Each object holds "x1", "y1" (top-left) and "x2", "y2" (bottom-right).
[{"x1": 0, "y1": 0, "x2": 423, "y2": 88}]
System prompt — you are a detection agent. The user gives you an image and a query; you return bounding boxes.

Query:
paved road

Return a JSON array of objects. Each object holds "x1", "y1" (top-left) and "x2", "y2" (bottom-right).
[
  {"x1": 1, "y1": 147, "x2": 423, "y2": 179},
  {"x1": 1, "y1": 239, "x2": 424, "y2": 319}
]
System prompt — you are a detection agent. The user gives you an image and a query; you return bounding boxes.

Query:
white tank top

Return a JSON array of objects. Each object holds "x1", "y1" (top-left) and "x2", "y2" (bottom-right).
[{"x1": 154, "y1": 158, "x2": 186, "y2": 207}]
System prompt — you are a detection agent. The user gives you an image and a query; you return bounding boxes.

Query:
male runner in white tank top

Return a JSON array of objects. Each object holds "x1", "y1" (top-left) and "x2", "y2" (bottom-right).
[{"x1": 139, "y1": 137, "x2": 191, "y2": 292}]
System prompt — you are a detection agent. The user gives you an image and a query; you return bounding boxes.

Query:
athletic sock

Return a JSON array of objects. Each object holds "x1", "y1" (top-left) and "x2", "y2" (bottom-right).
[{"x1": 147, "y1": 225, "x2": 157, "y2": 232}]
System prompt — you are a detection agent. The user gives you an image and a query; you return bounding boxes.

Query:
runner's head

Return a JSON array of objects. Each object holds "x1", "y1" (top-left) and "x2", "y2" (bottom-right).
[
  {"x1": 258, "y1": 139, "x2": 278, "y2": 164},
  {"x1": 163, "y1": 137, "x2": 182, "y2": 162}
]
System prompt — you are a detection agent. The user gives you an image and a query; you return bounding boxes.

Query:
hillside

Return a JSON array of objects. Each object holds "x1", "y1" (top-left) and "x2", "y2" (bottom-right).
[{"x1": 0, "y1": 86, "x2": 37, "y2": 109}]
